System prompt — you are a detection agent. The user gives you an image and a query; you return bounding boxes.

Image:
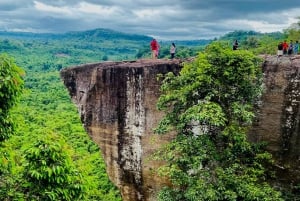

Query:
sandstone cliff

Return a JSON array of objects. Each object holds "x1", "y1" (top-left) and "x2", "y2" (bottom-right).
[
  {"x1": 60, "y1": 56, "x2": 300, "y2": 201},
  {"x1": 60, "y1": 59, "x2": 183, "y2": 201},
  {"x1": 249, "y1": 55, "x2": 300, "y2": 186}
]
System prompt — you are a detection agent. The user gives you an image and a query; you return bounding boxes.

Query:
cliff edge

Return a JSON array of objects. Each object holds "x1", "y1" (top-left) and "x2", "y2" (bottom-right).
[
  {"x1": 249, "y1": 55, "x2": 300, "y2": 186},
  {"x1": 60, "y1": 59, "x2": 183, "y2": 201}
]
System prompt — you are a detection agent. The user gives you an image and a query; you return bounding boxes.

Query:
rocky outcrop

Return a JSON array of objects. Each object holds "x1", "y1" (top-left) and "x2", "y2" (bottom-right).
[
  {"x1": 249, "y1": 55, "x2": 300, "y2": 185},
  {"x1": 60, "y1": 59, "x2": 183, "y2": 201},
  {"x1": 61, "y1": 56, "x2": 300, "y2": 200}
]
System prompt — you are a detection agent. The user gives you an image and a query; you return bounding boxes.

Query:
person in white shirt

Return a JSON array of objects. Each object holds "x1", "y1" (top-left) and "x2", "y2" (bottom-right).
[{"x1": 170, "y1": 42, "x2": 176, "y2": 59}]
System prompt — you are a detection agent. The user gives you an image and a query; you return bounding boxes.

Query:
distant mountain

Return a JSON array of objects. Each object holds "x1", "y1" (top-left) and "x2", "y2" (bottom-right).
[
  {"x1": 160, "y1": 39, "x2": 212, "y2": 47},
  {"x1": 65, "y1": 28, "x2": 152, "y2": 42},
  {"x1": 0, "y1": 31, "x2": 61, "y2": 40},
  {"x1": 0, "y1": 28, "x2": 153, "y2": 42},
  {"x1": 0, "y1": 28, "x2": 215, "y2": 45},
  {"x1": 219, "y1": 30, "x2": 284, "y2": 41},
  {"x1": 0, "y1": 28, "x2": 285, "y2": 47}
]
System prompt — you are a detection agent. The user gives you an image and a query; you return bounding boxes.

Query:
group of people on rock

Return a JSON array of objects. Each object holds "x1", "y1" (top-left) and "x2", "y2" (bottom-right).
[
  {"x1": 150, "y1": 38, "x2": 299, "y2": 59},
  {"x1": 232, "y1": 39, "x2": 299, "y2": 57},
  {"x1": 277, "y1": 40, "x2": 299, "y2": 56},
  {"x1": 150, "y1": 39, "x2": 176, "y2": 59}
]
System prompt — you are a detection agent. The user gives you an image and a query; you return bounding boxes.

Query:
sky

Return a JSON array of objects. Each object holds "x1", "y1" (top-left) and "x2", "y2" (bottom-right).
[{"x1": 1, "y1": 0, "x2": 300, "y2": 40}]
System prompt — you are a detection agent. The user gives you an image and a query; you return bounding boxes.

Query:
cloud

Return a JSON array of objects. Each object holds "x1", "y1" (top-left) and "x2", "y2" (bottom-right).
[
  {"x1": 76, "y1": 2, "x2": 120, "y2": 15},
  {"x1": 34, "y1": 1, "x2": 73, "y2": 15},
  {"x1": 0, "y1": 0, "x2": 299, "y2": 40}
]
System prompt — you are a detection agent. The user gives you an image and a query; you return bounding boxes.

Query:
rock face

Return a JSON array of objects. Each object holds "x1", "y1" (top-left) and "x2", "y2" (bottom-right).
[
  {"x1": 60, "y1": 59, "x2": 183, "y2": 201},
  {"x1": 61, "y1": 56, "x2": 300, "y2": 200},
  {"x1": 249, "y1": 55, "x2": 300, "y2": 185}
]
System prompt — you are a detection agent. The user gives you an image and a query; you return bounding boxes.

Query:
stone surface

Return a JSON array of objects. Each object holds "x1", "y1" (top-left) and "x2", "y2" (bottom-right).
[
  {"x1": 249, "y1": 55, "x2": 300, "y2": 185},
  {"x1": 61, "y1": 56, "x2": 300, "y2": 200},
  {"x1": 60, "y1": 59, "x2": 183, "y2": 201}
]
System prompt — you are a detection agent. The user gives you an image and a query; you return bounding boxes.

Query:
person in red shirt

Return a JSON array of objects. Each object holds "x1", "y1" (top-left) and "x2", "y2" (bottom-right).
[
  {"x1": 282, "y1": 40, "x2": 288, "y2": 55},
  {"x1": 150, "y1": 39, "x2": 159, "y2": 59}
]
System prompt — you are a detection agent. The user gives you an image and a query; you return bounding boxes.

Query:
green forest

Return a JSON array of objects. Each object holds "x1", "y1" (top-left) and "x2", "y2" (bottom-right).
[{"x1": 0, "y1": 22, "x2": 300, "y2": 201}]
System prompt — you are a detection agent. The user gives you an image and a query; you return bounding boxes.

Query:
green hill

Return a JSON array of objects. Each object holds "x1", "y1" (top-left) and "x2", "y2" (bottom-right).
[{"x1": 0, "y1": 28, "x2": 152, "y2": 41}]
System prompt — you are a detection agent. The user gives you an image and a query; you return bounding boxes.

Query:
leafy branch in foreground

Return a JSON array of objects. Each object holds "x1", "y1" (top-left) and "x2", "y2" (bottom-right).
[
  {"x1": 154, "y1": 42, "x2": 283, "y2": 201},
  {"x1": 22, "y1": 132, "x2": 85, "y2": 201}
]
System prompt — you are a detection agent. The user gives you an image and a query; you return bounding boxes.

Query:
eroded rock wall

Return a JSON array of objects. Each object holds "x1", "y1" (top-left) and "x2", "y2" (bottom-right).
[
  {"x1": 60, "y1": 59, "x2": 182, "y2": 201},
  {"x1": 249, "y1": 55, "x2": 300, "y2": 184}
]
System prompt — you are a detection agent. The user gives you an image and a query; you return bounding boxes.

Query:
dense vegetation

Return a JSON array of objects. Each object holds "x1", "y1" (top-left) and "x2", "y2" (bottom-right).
[
  {"x1": 0, "y1": 28, "x2": 208, "y2": 200},
  {"x1": 0, "y1": 29, "x2": 143, "y2": 200},
  {"x1": 154, "y1": 42, "x2": 283, "y2": 200},
  {"x1": 0, "y1": 22, "x2": 299, "y2": 200}
]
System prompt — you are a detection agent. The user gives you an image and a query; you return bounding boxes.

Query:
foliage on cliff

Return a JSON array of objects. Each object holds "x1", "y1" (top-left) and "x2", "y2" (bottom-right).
[{"x1": 155, "y1": 42, "x2": 283, "y2": 201}]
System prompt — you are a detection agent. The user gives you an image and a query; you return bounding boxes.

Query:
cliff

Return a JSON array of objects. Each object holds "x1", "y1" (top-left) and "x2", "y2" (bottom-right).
[
  {"x1": 60, "y1": 59, "x2": 183, "y2": 201},
  {"x1": 249, "y1": 55, "x2": 300, "y2": 185},
  {"x1": 60, "y1": 56, "x2": 300, "y2": 200}
]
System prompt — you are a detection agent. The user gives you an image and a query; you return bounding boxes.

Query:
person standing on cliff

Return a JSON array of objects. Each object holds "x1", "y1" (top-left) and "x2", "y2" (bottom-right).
[
  {"x1": 277, "y1": 42, "x2": 283, "y2": 57},
  {"x1": 150, "y1": 39, "x2": 159, "y2": 59},
  {"x1": 232, "y1": 40, "x2": 238, "y2": 50},
  {"x1": 294, "y1": 40, "x2": 299, "y2": 55},
  {"x1": 282, "y1": 40, "x2": 288, "y2": 55},
  {"x1": 170, "y1": 42, "x2": 176, "y2": 59},
  {"x1": 288, "y1": 40, "x2": 294, "y2": 55}
]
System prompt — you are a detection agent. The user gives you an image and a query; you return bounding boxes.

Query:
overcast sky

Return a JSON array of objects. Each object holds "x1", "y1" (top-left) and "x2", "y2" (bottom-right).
[{"x1": 1, "y1": 0, "x2": 300, "y2": 40}]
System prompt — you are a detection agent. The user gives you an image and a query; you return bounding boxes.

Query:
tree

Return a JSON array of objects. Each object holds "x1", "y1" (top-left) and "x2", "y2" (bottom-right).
[
  {"x1": 284, "y1": 16, "x2": 300, "y2": 41},
  {"x1": 0, "y1": 54, "x2": 24, "y2": 141},
  {"x1": 154, "y1": 42, "x2": 283, "y2": 201},
  {"x1": 243, "y1": 36, "x2": 259, "y2": 49},
  {"x1": 22, "y1": 132, "x2": 85, "y2": 201},
  {"x1": 102, "y1": 55, "x2": 108, "y2": 61},
  {"x1": 0, "y1": 54, "x2": 24, "y2": 199}
]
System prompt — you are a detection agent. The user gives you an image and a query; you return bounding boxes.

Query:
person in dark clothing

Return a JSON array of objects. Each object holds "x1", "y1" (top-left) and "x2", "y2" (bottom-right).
[
  {"x1": 288, "y1": 40, "x2": 293, "y2": 55},
  {"x1": 277, "y1": 42, "x2": 283, "y2": 57},
  {"x1": 233, "y1": 40, "x2": 238, "y2": 50}
]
